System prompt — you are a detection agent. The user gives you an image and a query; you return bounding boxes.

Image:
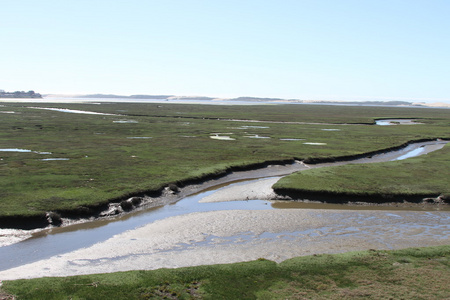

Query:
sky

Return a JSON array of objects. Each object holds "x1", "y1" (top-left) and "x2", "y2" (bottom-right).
[{"x1": 1, "y1": 0, "x2": 449, "y2": 103}]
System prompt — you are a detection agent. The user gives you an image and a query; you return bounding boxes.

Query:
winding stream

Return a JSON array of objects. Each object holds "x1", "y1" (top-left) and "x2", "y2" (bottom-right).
[{"x1": 0, "y1": 140, "x2": 448, "y2": 277}]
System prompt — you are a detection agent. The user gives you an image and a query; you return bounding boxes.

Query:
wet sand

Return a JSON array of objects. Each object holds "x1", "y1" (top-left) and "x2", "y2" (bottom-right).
[
  {"x1": 0, "y1": 209, "x2": 448, "y2": 280},
  {"x1": 199, "y1": 177, "x2": 280, "y2": 203}
]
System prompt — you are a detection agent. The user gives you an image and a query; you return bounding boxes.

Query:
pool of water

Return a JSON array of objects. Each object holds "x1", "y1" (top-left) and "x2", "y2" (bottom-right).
[
  {"x1": 0, "y1": 148, "x2": 32, "y2": 152},
  {"x1": 40, "y1": 158, "x2": 70, "y2": 161},
  {"x1": 375, "y1": 119, "x2": 421, "y2": 125},
  {"x1": 210, "y1": 134, "x2": 236, "y2": 140},
  {"x1": 0, "y1": 149, "x2": 51, "y2": 154},
  {"x1": 28, "y1": 107, "x2": 117, "y2": 115},
  {"x1": 113, "y1": 120, "x2": 138, "y2": 123}
]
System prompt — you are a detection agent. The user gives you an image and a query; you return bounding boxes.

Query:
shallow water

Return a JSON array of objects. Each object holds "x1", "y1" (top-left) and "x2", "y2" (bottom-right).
[
  {"x1": 0, "y1": 148, "x2": 33, "y2": 152},
  {"x1": 210, "y1": 133, "x2": 236, "y2": 140},
  {"x1": 0, "y1": 191, "x2": 273, "y2": 270},
  {"x1": 28, "y1": 106, "x2": 117, "y2": 115},
  {"x1": 393, "y1": 147, "x2": 425, "y2": 160},
  {"x1": 113, "y1": 120, "x2": 138, "y2": 123},
  {"x1": 390, "y1": 143, "x2": 446, "y2": 161},
  {"x1": 375, "y1": 119, "x2": 421, "y2": 125},
  {"x1": 1, "y1": 209, "x2": 448, "y2": 279},
  {"x1": 279, "y1": 138, "x2": 304, "y2": 141},
  {"x1": 40, "y1": 158, "x2": 70, "y2": 161},
  {"x1": 245, "y1": 134, "x2": 271, "y2": 139},
  {"x1": 303, "y1": 142, "x2": 327, "y2": 145},
  {"x1": 0, "y1": 148, "x2": 51, "y2": 154}
]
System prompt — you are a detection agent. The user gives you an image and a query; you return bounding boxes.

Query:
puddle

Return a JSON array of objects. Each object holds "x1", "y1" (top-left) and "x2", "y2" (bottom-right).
[
  {"x1": 321, "y1": 129, "x2": 340, "y2": 131},
  {"x1": 28, "y1": 107, "x2": 116, "y2": 115},
  {"x1": 126, "y1": 137, "x2": 152, "y2": 139},
  {"x1": 238, "y1": 126, "x2": 270, "y2": 129},
  {"x1": 280, "y1": 138, "x2": 305, "y2": 141},
  {"x1": 376, "y1": 119, "x2": 421, "y2": 126},
  {"x1": 303, "y1": 142, "x2": 327, "y2": 145},
  {"x1": 210, "y1": 133, "x2": 235, "y2": 140},
  {"x1": 113, "y1": 120, "x2": 138, "y2": 123},
  {"x1": 245, "y1": 134, "x2": 271, "y2": 139},
  {"x1": 0, "y1": 149, "x2": 51, "y2": 154},
  {"x1": 210, "y1": 135, "x2": 235, "y2": 141},
  {"x1": 40, "y1": 158, "x2": 70, "y2": 161},
  {"x1": 0, "y1": 148, "x2": 33, "y2": 153},
  {"x1": 0, "y1": 111, "x2": 15, "y2": 114}
]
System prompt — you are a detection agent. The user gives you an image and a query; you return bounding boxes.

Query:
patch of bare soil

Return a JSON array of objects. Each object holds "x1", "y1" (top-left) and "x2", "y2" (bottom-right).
[{"x1": 0, "y1": 289, "x2": 15, "y2": 300}]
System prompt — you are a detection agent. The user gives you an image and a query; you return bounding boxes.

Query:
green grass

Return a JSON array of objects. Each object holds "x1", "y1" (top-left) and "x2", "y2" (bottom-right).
[
  {"x1": 2, "y1": 245, "x2": 449, "y2": 299},
  {"x1": 1, "y1": 103, "x2": 449, "y2": 218},
  {"x1": 273, "y1": 143, "x2": 450, "y2": 201}
]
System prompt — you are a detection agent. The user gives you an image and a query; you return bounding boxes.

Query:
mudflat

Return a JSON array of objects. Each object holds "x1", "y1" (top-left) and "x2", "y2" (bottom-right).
[{"x1": 1, "y1": 208, "x2": 448, "y2": 280}]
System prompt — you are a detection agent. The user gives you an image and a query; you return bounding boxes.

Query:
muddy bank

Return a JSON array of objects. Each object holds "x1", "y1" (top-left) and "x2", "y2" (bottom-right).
[
  {"x1": 198, "y1": 177, "x2": 449, "y2": 209},
  {"x1": 272, "y1": 189, "x2": 449, "y2": 205},
  {"x1": 0, "y1": 214, "x2": 50, "y2": 230}
]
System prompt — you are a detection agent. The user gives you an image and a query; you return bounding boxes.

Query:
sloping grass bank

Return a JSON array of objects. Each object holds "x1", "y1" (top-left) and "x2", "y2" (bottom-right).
[
  {"x1": 2, "y1": 245, "x2": 449, "y2": 299},
  {"x1": 273, "y1": 143, "x2": 450, "y2": 203}
]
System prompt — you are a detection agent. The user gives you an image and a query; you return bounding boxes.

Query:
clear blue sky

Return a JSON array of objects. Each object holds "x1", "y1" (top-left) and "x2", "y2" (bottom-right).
[{"x1": 1, "y1": 0, "x2": 449, "y2": 102}]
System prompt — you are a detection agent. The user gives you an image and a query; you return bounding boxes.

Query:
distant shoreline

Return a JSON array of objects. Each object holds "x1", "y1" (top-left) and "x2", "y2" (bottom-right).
[
  {"x1": 0, "y1": 90, "x2": 41, "y2": 99},
  {"x1": 1, "y1": 94, "x2": 449, "y2": 108}
]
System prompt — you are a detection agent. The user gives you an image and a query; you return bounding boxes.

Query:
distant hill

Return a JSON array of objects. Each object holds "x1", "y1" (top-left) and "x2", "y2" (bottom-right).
[
  {"x1": 300, "y1": 100, "x2": 414, "y2": 106},
  {"x1": 69, "y1": 93, "x2": 428, "y2": 107},
  {"x1": 78, "y1": 94, "x2": 174, "y2": 99},
  {"x1": 0, "y1": 90, "x2": 42, "y2": 98}
]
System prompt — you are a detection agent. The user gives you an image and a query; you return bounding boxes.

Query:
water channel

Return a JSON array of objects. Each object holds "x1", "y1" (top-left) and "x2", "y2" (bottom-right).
[{"x1": 0, "y1": 140, "x2": 448, "y2": 278}]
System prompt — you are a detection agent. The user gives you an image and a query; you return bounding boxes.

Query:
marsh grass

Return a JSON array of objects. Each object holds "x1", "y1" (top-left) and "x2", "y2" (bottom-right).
[
  {"x1": 273, "y1": 143, "x2": 450, "y2": 201},
  {"x1": 2, "y1": 245, "x2": 449, "y2": 299},
  {"x1": 1, "y1": 103, "x2": 449, "y2": 218}
]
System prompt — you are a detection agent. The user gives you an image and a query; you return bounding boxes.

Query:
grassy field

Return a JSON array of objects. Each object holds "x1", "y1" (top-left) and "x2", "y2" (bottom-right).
[
  {"x1": 1, "y1": 102, "x2": 449, "y2": 220},
  {"x1": 1, "y1": 245, "x2": 449, "y2": 299}
]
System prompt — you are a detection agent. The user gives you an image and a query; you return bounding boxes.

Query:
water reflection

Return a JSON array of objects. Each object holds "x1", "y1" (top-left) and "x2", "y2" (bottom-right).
[
  {"x1": 28, "y1": 107, "x2": 117, "y2": 115},
  {"x1": 375, "y1": 119, "x2": 421, "y2": 125}
]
